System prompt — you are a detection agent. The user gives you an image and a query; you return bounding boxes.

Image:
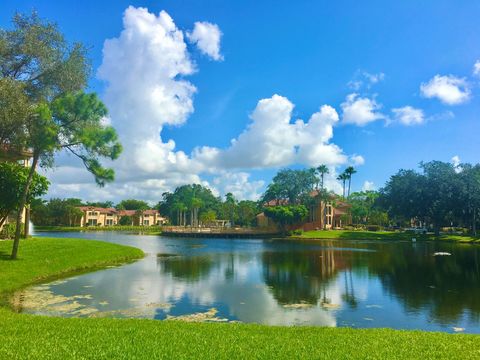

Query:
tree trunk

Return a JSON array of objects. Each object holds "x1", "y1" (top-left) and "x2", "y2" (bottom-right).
[
  {"x1": 347, "y1": 178, "x2": 352, "y2": 197},
  {"x1": 12, "y1": 154, "x2": 39, "y2": 259},
  {"x1": 473, "y1": 208, "x2": 477, "y2": 237},
  {"x1": 24, "y1": 206, "x2": 30, "y2": 237}
]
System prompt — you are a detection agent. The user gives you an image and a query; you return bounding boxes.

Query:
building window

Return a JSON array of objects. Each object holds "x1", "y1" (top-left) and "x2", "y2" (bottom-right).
[
  {"x1": 143, "y1": 220, "x2": 149, "y2": 226},
  {"x1": 106, "y1": 219, "x2": 113, "y2": 226},
  {"x1": 88, "y1": 219, "x2": 97, "y2": 226}
]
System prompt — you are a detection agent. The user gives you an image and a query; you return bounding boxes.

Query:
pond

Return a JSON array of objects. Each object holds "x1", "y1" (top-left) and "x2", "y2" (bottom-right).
[{"x1": 16, "y1": 232, "x2": 480, "y2": 333}]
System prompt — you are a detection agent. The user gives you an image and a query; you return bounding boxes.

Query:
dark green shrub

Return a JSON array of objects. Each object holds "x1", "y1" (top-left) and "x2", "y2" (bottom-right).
[
  {"x1": 0, "y1": 222, "x2": 18, "y2": 239},
  {"x1": 366, "y1": 225, "x2": 381, "y2": 232}
]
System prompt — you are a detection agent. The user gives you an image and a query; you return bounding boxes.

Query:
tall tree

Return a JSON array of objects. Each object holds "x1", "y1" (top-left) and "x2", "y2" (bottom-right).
[
  {"x1": 30, "y1": 198, "x2": 84, "y2": 226},
  {"x1": 0, "y1": 13, "x2": 122, "y2": 258},
  {"x1": 237, "y1": 200, "x2": 260, "y2": 227},
  {"x1": 86, "y1": 200, "x2": 114, "y2": 208},
  {"x1": 116, "y1": 199, "x2": 150, "y2": 210},
  {"x1": 262, "y1": 183, "x2": 283, "y2": 205},
  {"x1": 377, "y1": 161, "x2": 463, "y2": 234},
  {"x1": 457, "y1": 164, "x2": 480, "y2": 236},
  {"x1": 263, "y1": 169, "x2": 317, "y2": 205},
  {"x1": 158, "y1": 184, "x2": 219, "y2": 226},
  {"x1": 191, "y1": 197, "x2": 203, "y2": 227},
  {"x1": 224, "y1": 193, "x2": 237, "y2": 226},
  {"x1": 0, "y1": 78, "x2": 30, "y2": 148},
  {"x1": 316, "y1": 165, "x2": 329, "y2": 190},
  {"x1": 344, "y1": 166, "x2": 357, "y2": 197},
  {"x1": 377, "y1": 169, "x2": 426, "y2": 226},
  {"x1": 337, "y1": 173, "x2": 348, "y2": 198}
]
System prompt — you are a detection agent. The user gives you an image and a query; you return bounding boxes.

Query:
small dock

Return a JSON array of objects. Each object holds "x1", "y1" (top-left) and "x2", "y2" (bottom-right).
[{"x1": 161, "y1": 227, "x2": 279, "y2": 238}]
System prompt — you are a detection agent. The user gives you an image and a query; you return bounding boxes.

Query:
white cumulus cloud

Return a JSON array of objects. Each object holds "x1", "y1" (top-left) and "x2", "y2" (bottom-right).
[
  {"x1": 212, "y1": 172, "x2": 265, "y2": 201},
  {"x1": 392, "y1": 106, "x2": 425, "y2": 126},
  {"x1": 42, "y1": 7, "x2": 360, "y2": 203},
  {"x1": 451, "y1": 155, "x2": 462, "y2": 173},
  {"x1": 350, "y1": 154, "x2": 365, "y2": 166},
  {"x1": 473, "y1": 61, "x2": 480, "y2": 76},
  {"x1": 194, "y1": 95, "x2": 348, "y2": 169},
  {"x1": 341, "y1": 93, "x2": 384, "y2": 126},
  {"x1": 362, "y1": 181, "x2": 375, "y2": 191},
  {"x1": 187, "y1": 21, "x2": 223, "y2": 61},
  {"x1": 420, "y1": 75, "x2": 471, "y2": 105}
]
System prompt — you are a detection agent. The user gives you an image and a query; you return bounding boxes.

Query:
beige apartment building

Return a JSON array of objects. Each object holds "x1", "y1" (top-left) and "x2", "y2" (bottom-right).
[
  {"x1": 256, "y1": 191, "x2": 352, "y2": 231},
  {"x1": 77, "y1": 207, "x2": 166, "y2": 227},
  {"x1": 303, "y1": 191, "x2": 352, "y2": 230}
]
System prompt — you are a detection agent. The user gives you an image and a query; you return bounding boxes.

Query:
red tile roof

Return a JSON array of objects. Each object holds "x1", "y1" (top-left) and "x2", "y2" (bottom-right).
[
  {"x1": 263, "y1": 199, "x2": 290, "y2": 206},
  {"x1": 78, "y1": 207, "x2": 160, "y2": 216}
]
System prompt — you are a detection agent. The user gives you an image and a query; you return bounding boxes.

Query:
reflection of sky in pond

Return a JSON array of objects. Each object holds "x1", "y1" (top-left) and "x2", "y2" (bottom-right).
[{"x1": 20, "y1": 232, "x2": 480, "y2": 333}]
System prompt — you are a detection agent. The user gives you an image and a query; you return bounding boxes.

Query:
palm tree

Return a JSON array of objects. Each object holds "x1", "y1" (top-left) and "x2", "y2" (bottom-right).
[
  {"x1": 316, "y1": 165, "x2": 329, "y2": 190},
  {"x1": 337, "y1": 173, "x2": 348, "y2": 198},
  {"x1": 191, "y1": 197, "x2": 202, "y2": 227},
  {"x1": 225, "y1": 193, "x2": 236, "y2": 226},
  {"x1": 344, "y1": 166, "x2": 357, "y2": 197},
  {"x1": 172, "y1": 202, "x2": 186, "y2": 226}
]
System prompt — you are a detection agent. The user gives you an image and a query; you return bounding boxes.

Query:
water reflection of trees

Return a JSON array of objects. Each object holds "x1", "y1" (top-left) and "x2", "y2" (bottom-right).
[
  {"x1": 262, "y1": 246, "x2": 353, "y2": 305},
  {"x1": 158, "y1": 255, "x2": 214, "y2": 282},
  {"x1": 369, "y1": 243, "x2": 480, "y2": 324}
]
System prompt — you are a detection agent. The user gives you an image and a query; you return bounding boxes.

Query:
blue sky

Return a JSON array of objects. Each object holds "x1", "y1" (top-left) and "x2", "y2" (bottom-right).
[{"x1": 2, "y1": 1, "x2": 480, "y2": 202}]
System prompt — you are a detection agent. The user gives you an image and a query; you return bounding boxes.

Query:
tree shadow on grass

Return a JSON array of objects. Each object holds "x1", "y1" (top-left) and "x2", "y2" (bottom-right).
[{"x1": 0, "y1": 249, "x2": 13, "y2": 260}]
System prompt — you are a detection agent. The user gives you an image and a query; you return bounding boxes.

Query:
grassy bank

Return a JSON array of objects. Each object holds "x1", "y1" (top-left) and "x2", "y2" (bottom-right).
[
  {"x1": 1, "y1": 312, "x2": 479, "y2": 359},
  {"x1": 0, "y1": 237, "x2": 144, "y2": 298},
  {"x1": 295, "y1": 230, "x2": 480, "y2": 243},
  {"x1": 35, "y1": 225, "x2": 162, "y2": 233},
  {"x1": 0, "y1": 237, "x2": 478, "y2": 359}
]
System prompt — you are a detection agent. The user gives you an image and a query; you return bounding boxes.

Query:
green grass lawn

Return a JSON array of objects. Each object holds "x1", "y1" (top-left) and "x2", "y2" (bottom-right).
[
  {"x1": 295, "y1": 230, "x2": 480, "y2": 243},
  {"x1": 0, "y1": 237, "x2": 479, "y2": 359}
]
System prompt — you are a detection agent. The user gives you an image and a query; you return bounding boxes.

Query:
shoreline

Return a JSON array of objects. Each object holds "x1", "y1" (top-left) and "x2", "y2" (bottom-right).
[{"x1": 35, "y1": 227, "x2": 480, "y2": 244}]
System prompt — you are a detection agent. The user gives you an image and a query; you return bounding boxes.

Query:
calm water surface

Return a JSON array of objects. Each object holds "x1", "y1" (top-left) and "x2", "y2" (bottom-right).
[{"x1": 20, "y1": 231, "x2": 480, "y2": 333}]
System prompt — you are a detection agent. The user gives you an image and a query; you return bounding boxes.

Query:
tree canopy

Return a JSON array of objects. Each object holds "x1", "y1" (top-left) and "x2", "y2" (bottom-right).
[
  {"x1": 0, "y1": 11, "x2": 122, "y2": 258},
  {"x1": 263, "y1": 205, "x2": 308, "y2": 233},
  {"x1": 262, "y1": 168, "x2": 317, "y2": 205},
  {"x1": 31, "y1": 198, "x2": 83, "y2": 227},
  {"x1": 158, "y1": 184, "x2": 221, "y2": 226},
  {"x1": 116, "y1": 199, "x2": 150, "y2": 211},
  {"x1": 0, "y1": 162, "x2": 49, "y2": 228},
  {"x1": 377, "y1": 161, "x2": 480, "y2": 235}
]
